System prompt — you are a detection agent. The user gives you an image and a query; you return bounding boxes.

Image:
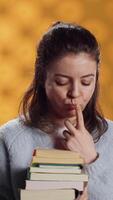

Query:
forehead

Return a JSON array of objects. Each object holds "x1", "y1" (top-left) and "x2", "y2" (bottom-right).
[{"x1": 48, "y1": 53, "x2": 97, "y2": 76}]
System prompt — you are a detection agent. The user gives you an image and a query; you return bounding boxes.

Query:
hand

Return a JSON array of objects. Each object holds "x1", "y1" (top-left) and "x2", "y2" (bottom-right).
[
  {"x1": 76, "y1": 187, "x2": 88, "y2": 200},
  {"x1": 63, "y1": 104, "x2": 97, "y2": 164}
]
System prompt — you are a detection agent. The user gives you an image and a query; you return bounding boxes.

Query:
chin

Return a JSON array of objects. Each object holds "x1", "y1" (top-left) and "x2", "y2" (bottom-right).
[{"x1": 66, "y1": 112, "x2": 76, "y2": 118}]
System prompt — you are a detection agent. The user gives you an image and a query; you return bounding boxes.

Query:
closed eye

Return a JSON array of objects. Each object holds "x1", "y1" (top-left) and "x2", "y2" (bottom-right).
[
  {"x1": 81, "y1": 77, "x2": 94, "y2": 86},
  {"x1": 81, "y1": 81, "x2": 92, "y2": 86},
  {"x1": 55, "y1": 80, "x2": 69, "y2": 86}
]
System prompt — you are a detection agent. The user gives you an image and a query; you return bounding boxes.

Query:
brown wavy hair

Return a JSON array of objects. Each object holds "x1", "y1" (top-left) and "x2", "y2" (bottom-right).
[{"x1": 19, "y1": 21, "x2": 108, "y2": 142}]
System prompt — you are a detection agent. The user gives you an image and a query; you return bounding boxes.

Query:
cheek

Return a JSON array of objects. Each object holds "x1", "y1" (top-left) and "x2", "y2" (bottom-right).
[
  {"x1": 83, "y1": 85, "x2": 95, "y2": 103},
  {"x1": 45, "y1": 84, "x2": 65, "y2": 102}
]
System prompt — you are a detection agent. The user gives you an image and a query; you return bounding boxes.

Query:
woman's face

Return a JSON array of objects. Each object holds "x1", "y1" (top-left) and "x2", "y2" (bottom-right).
[{"x1": 45, "y1": 53, "x2": 97, "y2": 119}]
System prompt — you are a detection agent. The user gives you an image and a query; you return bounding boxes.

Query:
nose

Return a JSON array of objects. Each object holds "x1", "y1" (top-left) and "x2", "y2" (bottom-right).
[{"x1": 67, "y1": 83, "x2": 81, "y2": 99}]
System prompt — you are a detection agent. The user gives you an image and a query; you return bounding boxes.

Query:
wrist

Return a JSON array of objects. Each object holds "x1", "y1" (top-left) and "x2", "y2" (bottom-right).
[{"x1": 89, "y1": 152, "x2": 99, "y2": 164}]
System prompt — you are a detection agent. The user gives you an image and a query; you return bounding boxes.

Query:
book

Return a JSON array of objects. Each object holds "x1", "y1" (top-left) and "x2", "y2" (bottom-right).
[
  {"x1": 21, "y1": 189, "x2": 75, "y2": 200},
  {"x1": 23, "y1": 149, "x2": 88, "y2": 199},
  {"x1": 32, "y1": 163, "x2": 81, "y2": 167},
  {"x1": 21, "y1": 149, "x2": 88, "y2": 200},
  {"x1": 32, "y1": 156, "x2": 84, "y2": 164},
  {"x1": 36, "y1": 164, "x2": 81, "y2": 168},
  {"x1": 30, "y1": 172, "x2": 88, "y2": 182},
  {"x1": 30, "y1": 166, "x2": 81, "y2": 174},
  {"x1": 26, "y1": 180, "x2": 84, "y2": 191},
  {"x1": 34, "y1": 149, "x2": 81, "y2": 158}
]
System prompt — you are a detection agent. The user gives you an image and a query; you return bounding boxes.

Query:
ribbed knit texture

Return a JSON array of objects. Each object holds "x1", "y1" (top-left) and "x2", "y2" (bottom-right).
[{"x1": 0, "y1": 118, "x2": 113, "y2": 200}]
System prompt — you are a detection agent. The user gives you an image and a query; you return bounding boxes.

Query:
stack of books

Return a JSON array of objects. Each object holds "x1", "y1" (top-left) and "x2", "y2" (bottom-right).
[{"x1": 21, "y1": 149, "x2": 88, "y2": 200}]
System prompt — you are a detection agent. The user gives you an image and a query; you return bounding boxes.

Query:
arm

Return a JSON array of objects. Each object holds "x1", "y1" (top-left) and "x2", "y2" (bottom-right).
[{"x1": 0, "y1": 130, "x2": 15, "y2": 200}]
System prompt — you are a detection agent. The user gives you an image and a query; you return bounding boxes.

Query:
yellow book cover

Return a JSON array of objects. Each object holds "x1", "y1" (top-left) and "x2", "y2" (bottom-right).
[
  {"x1": 32, "y1": 156, "x2": 84, "y2": 165},
  {"x1": 34, "y1": 149, "x2": 82, "y2": 159}
]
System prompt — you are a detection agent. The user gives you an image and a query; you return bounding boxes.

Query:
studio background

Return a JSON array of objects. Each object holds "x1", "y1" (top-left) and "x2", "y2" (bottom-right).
[{"x1": 0, "y1": 0, "x2": 113, "y2": 125}]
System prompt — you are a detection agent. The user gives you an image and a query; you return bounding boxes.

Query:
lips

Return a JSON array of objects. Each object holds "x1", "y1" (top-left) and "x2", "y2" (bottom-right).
[
  {"x1": 67, "y1": 104, "x2": 76, "y2": 110},
  {"x1": 64, "y1": 99, "x2": 84, "y2": 112}
]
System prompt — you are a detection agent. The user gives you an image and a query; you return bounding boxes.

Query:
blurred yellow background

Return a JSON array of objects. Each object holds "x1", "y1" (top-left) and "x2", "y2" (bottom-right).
[{"x1": 0, "y1": 0, "x2": 113, "y2": 125}]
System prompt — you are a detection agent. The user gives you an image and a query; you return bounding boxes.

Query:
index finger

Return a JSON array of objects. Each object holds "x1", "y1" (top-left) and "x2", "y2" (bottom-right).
[{"x1": 76, "y1": 104, "x2": 85, "y2": 130}]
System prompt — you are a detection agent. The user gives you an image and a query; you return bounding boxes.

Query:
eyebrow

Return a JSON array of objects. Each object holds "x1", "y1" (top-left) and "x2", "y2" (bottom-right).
[
  {"x1": 81, "y1": 74, "x2": 95, "y2": 78},
  {"x1": 55, "y1": 74, "x2": 70, "y2": 78},
  {"x1": 55, "y1": 73, "x2": 95, "y2": 78}
]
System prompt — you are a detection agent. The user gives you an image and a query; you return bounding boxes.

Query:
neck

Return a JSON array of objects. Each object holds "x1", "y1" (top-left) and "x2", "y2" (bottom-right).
[
  {"x1": 37, "y1": 113, "x2": 77, "y2": 134},
  {"x1": 47, "y1": 114, "x2": 77, "y2": 128}
]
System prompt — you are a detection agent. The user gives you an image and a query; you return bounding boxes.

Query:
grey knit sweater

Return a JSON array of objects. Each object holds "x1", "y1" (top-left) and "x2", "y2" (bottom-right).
[{"x1": 0, "y1": 118, "x2": 113, "y2": 200}]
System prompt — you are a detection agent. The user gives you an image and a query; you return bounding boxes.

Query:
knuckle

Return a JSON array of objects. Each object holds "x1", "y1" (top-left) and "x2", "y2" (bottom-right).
[
  {"x1": 67, "y1": 137, "x2": 75, "y2": 146},
  {"x1": 67, "y1": 139, "x2": 73, "y2": 147}
]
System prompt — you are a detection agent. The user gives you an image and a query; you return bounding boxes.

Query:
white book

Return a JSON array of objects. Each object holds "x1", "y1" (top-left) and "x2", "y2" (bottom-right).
[
  {"x1": 21, "y1": 189, "x2": 75, "y2": 200},
  {"x1": 26, "y1": 180, "x2": 84, "y2": 191},
  {"x1": 30, "y1": 172, "x2": 88, "y2": 182},
  {"x1": 37, "y1": 164, "x2": 81, "y2": 169},
  {"x1": 30, "y1": 166, "x2": 81, "y2": 174}
]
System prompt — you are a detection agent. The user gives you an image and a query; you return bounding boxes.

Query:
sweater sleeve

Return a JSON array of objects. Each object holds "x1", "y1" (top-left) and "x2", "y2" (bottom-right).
[{"x1": 0, "y1": 129, "x2": 15, "y2": 200}]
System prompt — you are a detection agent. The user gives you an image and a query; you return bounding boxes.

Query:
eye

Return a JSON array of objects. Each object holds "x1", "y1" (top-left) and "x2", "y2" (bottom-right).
[
  {"x1": 55, "y1": 80, "x2": 68, "y2": 86},
  {"x1": 55, "y1": 78, "x2": 69, "y2": 86},
  {"x1": 82, "y1": 81, "x2": 91, "y2": 86},
  {"x1": 81, "y1": 78, "x2": 94, "y2": 86}
]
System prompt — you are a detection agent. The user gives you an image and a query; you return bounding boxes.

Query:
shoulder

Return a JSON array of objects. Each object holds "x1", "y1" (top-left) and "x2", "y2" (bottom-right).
[
  {"x1": 0, "y1": 117, "x2": 52, "y2": 151},
  {"x1": 0, "y1": 118, "x2": 30, "y2": 150},
  {"x1": 98, "y1": 118, "x2": 113, "y2": 142},
  {"x1": 106, "y1": 118, "x2": 113, "y2": 127},
  {"x1": 0, "y1": 117, "x2": 32, "y2": 139},
  {"x1": 105, "y1": 118, "x2": 113, "y2": 134}
]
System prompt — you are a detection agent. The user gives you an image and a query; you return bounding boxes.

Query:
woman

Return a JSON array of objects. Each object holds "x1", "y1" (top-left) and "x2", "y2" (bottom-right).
[{"x1": 0, "y1": 21, "x2": 113, "y2": 200}]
